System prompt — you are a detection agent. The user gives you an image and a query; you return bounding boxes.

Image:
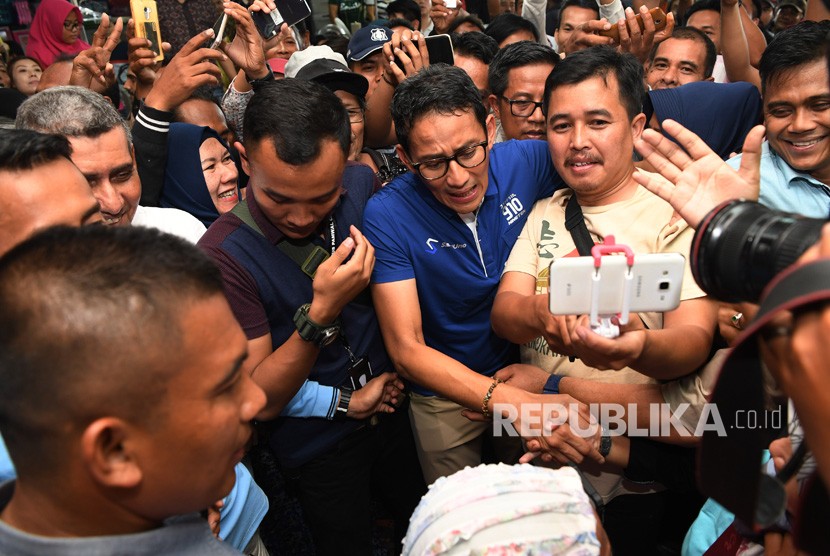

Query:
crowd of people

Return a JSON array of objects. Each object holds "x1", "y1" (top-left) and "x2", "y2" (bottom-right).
[{"x1": 0, "y1": 0, "x2": 829, "y2": 553}]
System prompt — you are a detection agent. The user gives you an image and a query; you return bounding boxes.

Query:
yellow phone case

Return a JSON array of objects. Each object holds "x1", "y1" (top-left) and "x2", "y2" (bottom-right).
[{"x1": 130, "y1": 0, "x2": 164, "y2": 62}]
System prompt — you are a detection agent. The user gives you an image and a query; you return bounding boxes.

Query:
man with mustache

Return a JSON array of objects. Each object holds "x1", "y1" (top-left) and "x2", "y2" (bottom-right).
[{"x1": 490, "y1": 46, "x2": 717, "y2": 553}]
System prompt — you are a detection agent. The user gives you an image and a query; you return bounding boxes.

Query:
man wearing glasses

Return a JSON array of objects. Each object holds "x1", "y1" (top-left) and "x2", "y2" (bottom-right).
[
  {"x1": 488, "y1": 41, "x2": 558, "y2": 142},
  {"x1": 362, "y1": 65, "x2": 604, "y2": 485}
]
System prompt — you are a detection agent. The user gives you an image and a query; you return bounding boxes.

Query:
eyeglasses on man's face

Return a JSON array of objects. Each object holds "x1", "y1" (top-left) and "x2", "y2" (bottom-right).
[
  {"x1": 501, "y1": 96, "x2": 545, "y2": 118},
  {"x1": 410, "y1": 140, "x2": 488, "y2": 181}
]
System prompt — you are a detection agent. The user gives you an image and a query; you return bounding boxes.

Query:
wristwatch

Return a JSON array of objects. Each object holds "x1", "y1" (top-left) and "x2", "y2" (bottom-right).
[
  {"x1": 599, "y1": 432, "x2": 612, "y2": 458},
  {"x1": 334, "y1": 388, "x2": 352, "y2": 420},
  {"x1": 293, "y1": 303, "x2": 340, "y2": 348}
]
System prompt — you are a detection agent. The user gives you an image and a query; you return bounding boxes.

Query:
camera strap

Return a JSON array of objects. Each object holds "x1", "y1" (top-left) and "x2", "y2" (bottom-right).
[
  {"x1": 231, "y1": 201, "x2": 332, "y2": 279},
  {"x1": 564, "y1": 195, "x2": 595, "y2": 256}
]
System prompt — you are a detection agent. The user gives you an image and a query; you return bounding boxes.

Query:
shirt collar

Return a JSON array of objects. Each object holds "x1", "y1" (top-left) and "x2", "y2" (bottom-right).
[{"x1": 767, "y1": 142, "x2": 830, "y2": 191}]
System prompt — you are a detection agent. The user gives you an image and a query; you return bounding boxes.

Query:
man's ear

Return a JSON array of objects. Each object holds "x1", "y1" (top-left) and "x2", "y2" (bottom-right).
[
  {"x1": 705, "y1": 75, "x2": 715, "y2": 82},
  {"x1": 631, "y1": 112, "x2": 647, "y2": 141},
  {"x1": 81, "y1": 418, "x2": 143, "y2": 490},
  {"x1": 489, "y1": 94, "x2": 501, "y2": 119},
  {"x1": 486, "y1": 113, "x2": 497, "y2": 148},
  {"x1": 395, "y1": 144, "x2": 415, "y2": 171},
  {"x1": 235, "y1": 142, "x2": 251, "y2": 175}
]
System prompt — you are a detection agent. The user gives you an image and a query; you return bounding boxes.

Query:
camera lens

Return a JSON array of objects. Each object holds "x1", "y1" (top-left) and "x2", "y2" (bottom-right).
[{"x1": 691, "y1": 200, "x2": 826, "y2": 303}]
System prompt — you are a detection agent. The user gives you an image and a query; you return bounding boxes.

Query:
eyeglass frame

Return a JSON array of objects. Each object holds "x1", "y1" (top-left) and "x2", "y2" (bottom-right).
[
  {"x1": 63, "y1": 20, "x2": 81, "y2": 31},
  {"x1": 500, "y1": 96, "x2": 545, "y2": 118},
  {"x1": 409, "y1": 140, "x2": 489, "y2": 181}
]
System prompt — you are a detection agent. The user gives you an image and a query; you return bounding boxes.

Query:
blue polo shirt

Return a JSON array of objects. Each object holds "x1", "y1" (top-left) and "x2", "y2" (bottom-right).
[
  {"x1": 363, "y1": 140, "x2": 564, "y2": 395},
  {"x1": 200, "y1": 163, "x2": 389, "y2": 467},
  {"x1": 727, "y1": 141, "x2": 830, "y2": 218}
]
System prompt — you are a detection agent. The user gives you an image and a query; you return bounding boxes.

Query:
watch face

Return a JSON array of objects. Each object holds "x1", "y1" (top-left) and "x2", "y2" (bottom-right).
[{"x1": 320, "y1": 328, "x2": 339, "y2": 346}]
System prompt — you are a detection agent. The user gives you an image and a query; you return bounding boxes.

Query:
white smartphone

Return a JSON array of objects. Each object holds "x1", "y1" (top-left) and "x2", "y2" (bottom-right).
[
  {"x1": 445, "y1": 0, "x2": 458, "y2": 8},
  {"x1": 210, "y1": 13, "x2": 228, "y2": 49},
  {"x1": 548, "y1": 252, "x2": 686, "y2": 316}
]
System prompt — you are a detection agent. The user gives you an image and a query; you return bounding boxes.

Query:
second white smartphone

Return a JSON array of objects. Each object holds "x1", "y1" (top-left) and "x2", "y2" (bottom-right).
[{"x1": 548, "y1": 253, "x2": 686, "y2": 316}]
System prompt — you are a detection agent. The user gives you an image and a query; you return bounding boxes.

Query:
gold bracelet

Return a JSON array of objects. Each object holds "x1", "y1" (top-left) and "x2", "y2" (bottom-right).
[{"x1": 481, "y1": 378, "x2": 503, "y2": 418}]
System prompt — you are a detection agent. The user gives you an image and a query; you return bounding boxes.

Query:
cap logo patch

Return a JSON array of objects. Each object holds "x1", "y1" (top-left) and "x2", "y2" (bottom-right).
[{"x1": 371, "y1": 28, "x2": 388, "y2": 41}]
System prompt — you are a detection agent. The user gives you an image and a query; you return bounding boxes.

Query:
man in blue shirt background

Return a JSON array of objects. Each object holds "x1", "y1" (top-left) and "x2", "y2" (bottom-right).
[{"x1": 364, "y1": 64, "x2": 604, "y2": 484}]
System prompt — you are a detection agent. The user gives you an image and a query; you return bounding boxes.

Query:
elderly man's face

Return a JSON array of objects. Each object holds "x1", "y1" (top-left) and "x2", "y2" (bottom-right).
[{"x1": 69, "y1": 127, "x2": 141, "y2": 226}]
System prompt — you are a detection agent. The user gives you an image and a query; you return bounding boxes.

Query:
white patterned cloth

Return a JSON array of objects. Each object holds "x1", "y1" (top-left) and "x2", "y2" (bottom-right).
[{"x1": 403, "y1": 464, "x2": 602, "y2": 556}]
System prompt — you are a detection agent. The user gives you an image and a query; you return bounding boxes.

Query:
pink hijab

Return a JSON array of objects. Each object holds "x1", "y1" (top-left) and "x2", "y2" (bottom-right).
[{"x1": 26, "y1": 0, "x2": 90, "y2": 68}]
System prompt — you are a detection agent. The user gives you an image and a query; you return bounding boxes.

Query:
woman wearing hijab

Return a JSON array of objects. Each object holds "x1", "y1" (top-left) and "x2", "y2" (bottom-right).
[
  {"x1": 26, "y1": 0, "x2": 90, "y2": 68},
  {"x1": 162, "y1": 123, "x2": 240, "y2": 227}
]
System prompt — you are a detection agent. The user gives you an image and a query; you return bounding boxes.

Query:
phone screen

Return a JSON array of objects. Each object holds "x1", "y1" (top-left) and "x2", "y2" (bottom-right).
[
  {"x1": 143, "y1": 21, "x2": 157, "y2": 53},
  {"x1": 251, "y1": 0, "x2": 310, "y2": 40}
]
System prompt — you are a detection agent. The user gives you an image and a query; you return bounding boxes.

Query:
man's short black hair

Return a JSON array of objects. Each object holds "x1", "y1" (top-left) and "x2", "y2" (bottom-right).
[
  {"x1": 485, "y1": 13, "x2": 539, "y2": 45},
  {"x1": 683, "y1": 0, "x2": 720, "y2": 24},
  {"x1": 648, "y1": 26, "x2": 717, "y2": 78},
  {"x1": 0, "y1": 129, "x2": 72, "y2": 172},
  {"x1": 243, "y1": 79, "x2": 351, "y2": 165},
  {"x1": 557, "y1": 0, "x2": 599, "y2": 30},
  {"x1": 392, "y1": 64, "x2": 487, "y2": 154},
  {"x1": 488, "y1": 41, "x2": 558, "y2": 97},
  {"x1": 544, "y1": 46, "x2": 644, "y2": 120},
  {"x1": 759, "y1": 20, "x2": 830, "y2": 96},
  {"x1": 0, "y1": 225, "x2": 224, "y2": 474},
  {"x1": 451, "y1": 31, "x2": 499, "y2": 64},
  {"x1": 388, "y1": 17, "x2": 415, "y2": 31},
  {"x1": 386, "y1": 0, "x2": 421, "y2": 22},
  {"x1": 447, "y1": 14, "x2": 486, "y2": 34}
]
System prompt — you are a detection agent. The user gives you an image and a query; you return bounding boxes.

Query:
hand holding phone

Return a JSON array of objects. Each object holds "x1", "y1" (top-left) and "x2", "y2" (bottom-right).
[
  {"x1": 249, "y1": 0, "x2": 311, "y2": 40},
  {"x1": 130, "y1": 0, "x2": 164, "y2": 62},
  {"x1": 391, "y1": 33, "x2": 454, "y2": 71},
  {"x1": 548, "y1": 252, "x2": 685, "y2": 318},
  {"x1": 596, "y1": 7, "x2": 668, "y2": 43}
]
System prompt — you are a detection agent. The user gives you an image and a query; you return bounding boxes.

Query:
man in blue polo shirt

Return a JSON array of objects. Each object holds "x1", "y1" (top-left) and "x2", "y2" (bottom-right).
[
  {"x1": 726, "y1": 21, "x2": 830, "y2": 219},
  {"x1": 199, "y1": 79, "x2": 424, "y2": 555},
  {"x1": 363, "y1": 64, "x2": 604, "y2": 484}
]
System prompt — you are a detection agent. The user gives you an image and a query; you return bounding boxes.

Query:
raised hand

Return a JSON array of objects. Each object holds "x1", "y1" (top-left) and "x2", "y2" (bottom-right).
[
  {"x1": 70, "y1": 14, "x2": 123, "y2": 92},
  {"x1": 142, "y1": 28, "x2": 226, "y2": 112},
  {"x1": 309, "y1": 225, "x2": 376, "y2": 324},
  {"x1": 222, "y1": 0, "x2": 268, "y2": 78},
  {"x1": 633, "y1": 119, "x2": 765, "y2": 229},
  {"x1": 382, "y1": 29, "x2": 430, "y2": 86}
]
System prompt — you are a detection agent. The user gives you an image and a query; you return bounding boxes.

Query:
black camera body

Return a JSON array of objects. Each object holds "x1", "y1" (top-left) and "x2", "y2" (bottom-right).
[{"x1": 691, "y1": 200, "x2": 826, "y2": 303}]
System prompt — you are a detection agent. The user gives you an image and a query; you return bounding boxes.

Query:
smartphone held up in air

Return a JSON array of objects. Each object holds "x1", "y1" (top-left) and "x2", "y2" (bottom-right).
[
  {"x1": 251, "y1": 0, "x2": 312, "y2": 40},
  {"x1": 130, "y1": 0, "x2": 164, "y2": 62}
]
